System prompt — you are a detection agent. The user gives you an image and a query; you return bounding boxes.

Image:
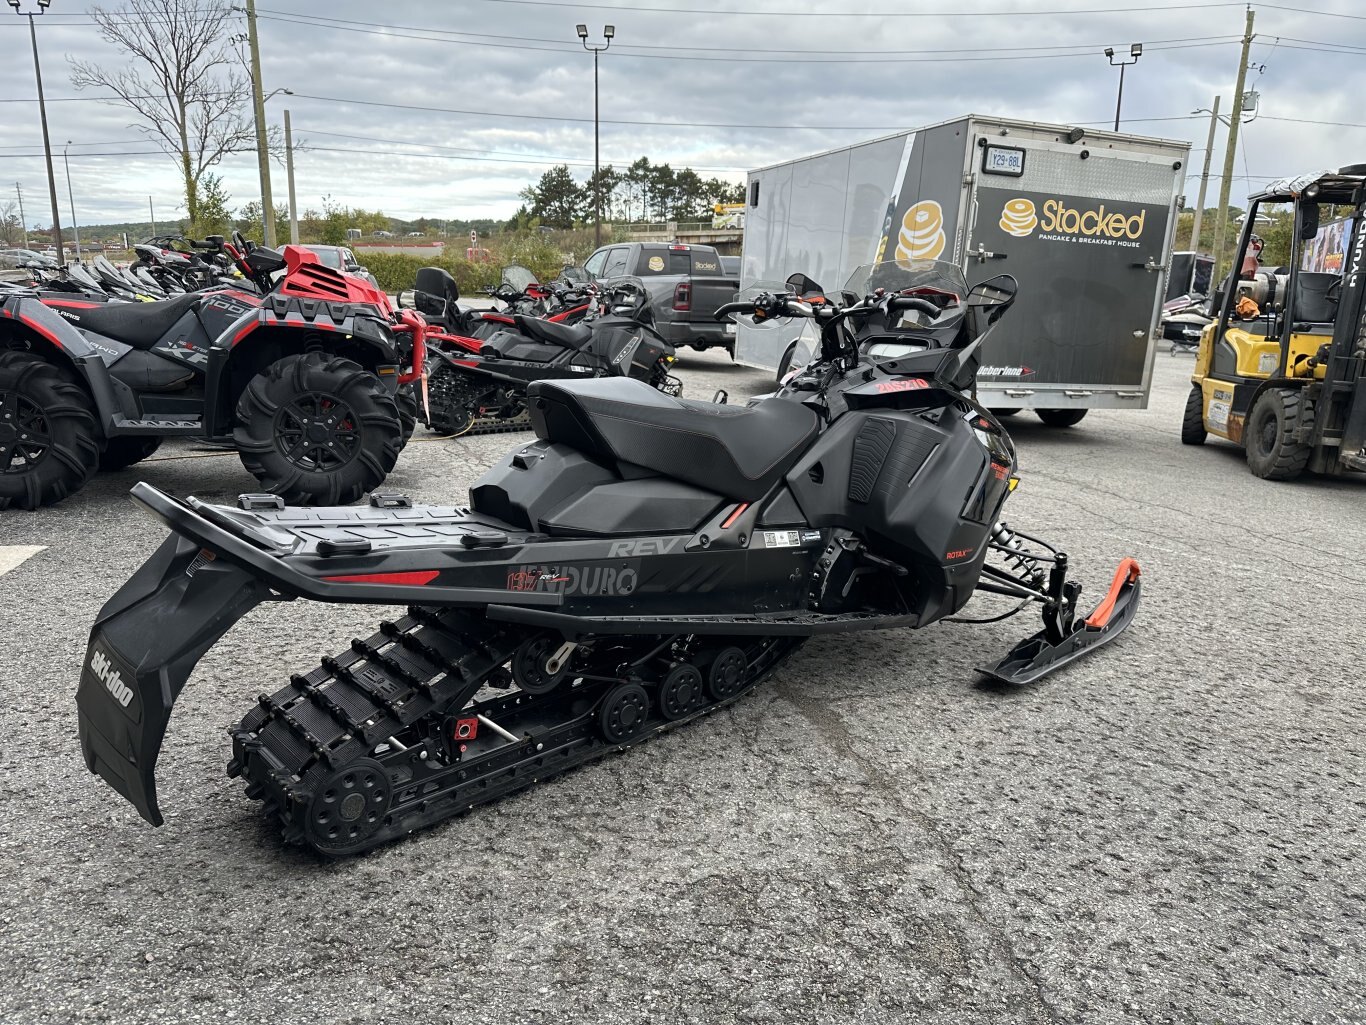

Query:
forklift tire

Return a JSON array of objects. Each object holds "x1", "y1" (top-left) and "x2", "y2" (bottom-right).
[
  {"x1": 1180, "y1": 386, "x2": 1207, "y2": 446},
  {"x1": 1244, "y1": 388, "x2": 1311, "y2": 481},
  {"x1": 0, "y1": 350, "x2": 99, "y2": 510},
  {"x1": 1037, "y1": 408, "x2": 1088, "y2": 428},
  {"x1": 98, "y1": 436, "x2": 163, "y2": 472},
  {"x1": 234, "y1": 352, "x2": 403, "y2": 505}
]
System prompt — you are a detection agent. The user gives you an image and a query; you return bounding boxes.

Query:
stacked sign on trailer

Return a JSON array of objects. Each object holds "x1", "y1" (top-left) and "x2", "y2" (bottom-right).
[{"x1": 739, "y1": 115, "x2": 1191, "y2": 414}]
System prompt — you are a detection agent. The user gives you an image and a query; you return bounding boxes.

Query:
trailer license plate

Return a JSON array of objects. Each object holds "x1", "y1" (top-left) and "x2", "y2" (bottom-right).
[{"x1": 724, "y1": 322, "x2": 735, "y2": 335}]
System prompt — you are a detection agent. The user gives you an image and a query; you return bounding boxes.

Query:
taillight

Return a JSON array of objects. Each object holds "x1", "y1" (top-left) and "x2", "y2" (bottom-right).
[{"x1": 673, "y1": 282, "x2": 691, "y2": 312}]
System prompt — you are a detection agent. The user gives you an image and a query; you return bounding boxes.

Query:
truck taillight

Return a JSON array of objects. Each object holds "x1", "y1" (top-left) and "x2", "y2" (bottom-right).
[{"x1": 672, "y1": 282, "x2": 691, "y2": 312}]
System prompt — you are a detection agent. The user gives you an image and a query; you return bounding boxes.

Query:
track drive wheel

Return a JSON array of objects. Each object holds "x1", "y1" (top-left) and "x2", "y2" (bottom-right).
[
  {"x1": 305, "y1": 757, "x2": 392, "y2": 856},
  {"x1": 511, "y1": 634, "x2": 570, "y2": 695},
  {"x1": 707, "y1": 646, "x2": 749, "y2": 701},
  {"x1": 658, "y1": 664, "x2": 705, "y2": 721},
  {"x1": 1180, "y1": 385, "x2": 1207, "y2": 446},
  {"x1": 425, "y1": 363, "x2": 479, "y2": 436},
  {"x1": 599, "y1": 683, "x2": 650, "y2": 744},
  {"x1": 1037, "y1": 408, "x2": 1088, "y2": 427},
  {"x1": 98, "y1": 436, "x2": 163, "y2": 471},
  {"x1": 1245, "y1": 387, "x2": 1311, "y2": 481},
  {"x1": 0, "y1": 350, "x2": 99, "y2": 510},
  {"x1": 234, "y1": 351, "x2": 402, "y2": 505}
]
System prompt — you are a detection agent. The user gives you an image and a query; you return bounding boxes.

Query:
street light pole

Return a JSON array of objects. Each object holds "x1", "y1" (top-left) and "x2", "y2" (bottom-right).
[
  {"x1": 577, "y1": 23, "x2": 614, "y2": 248},
  {"x1": 1190, "y1": 96, "x2": 1221, "y2": 261},
  {"x1": 284, "y1": 108, "x2": 298, "y2": 244},
  {"x1": 62, "y1": 141, "x2": 81, "y2": 259},
  {"x1": 11, "y1": 0, "x2": 66, "y2": 265},
  {"x1": 1104, "y1": 43, "x2": 1143, "y2": 132}
]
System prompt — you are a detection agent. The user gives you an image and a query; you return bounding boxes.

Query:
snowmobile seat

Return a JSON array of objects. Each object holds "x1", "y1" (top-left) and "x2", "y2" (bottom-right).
[
  {"x1": 528, "y1": 377, "x2": 820, "y2": 503},
  {"x1": 57, "y1": 291, "x2": 202, "y2": 350},
  {"x1": 514, "y1": 314, "x2": 592, "y2": 350}
]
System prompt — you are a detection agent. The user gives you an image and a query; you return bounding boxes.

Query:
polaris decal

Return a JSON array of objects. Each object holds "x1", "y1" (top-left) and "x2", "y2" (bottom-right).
[
  {"x1": 89, "y1": 648, "x2": 134, "y2": 708},
  {"x1": 506, "y1": 562, "x2": 640, "y2": 596}
]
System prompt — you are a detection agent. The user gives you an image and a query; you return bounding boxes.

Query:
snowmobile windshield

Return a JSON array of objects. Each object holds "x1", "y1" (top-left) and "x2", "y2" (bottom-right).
[
  {"x1": 502, "y1": 265, "x2": 538, "y2": 292},
  {"x1": 843, "y1": 259, "x2": 967, "y2": 303}
]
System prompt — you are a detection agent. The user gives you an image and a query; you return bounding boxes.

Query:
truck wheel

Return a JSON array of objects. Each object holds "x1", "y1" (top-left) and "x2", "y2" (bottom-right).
[
  {"x1": 1180, "y1": 386, "x2": 1207, "y2": 446},
  {"x1": 1037, "y1": 408, "x2": 1088, "y2": 428},
  {"x1": 1244, "y1": 388, "x2": 1311, "y2": 481},
  {"x1": 776, "y1": 342, "x2": 797, "y2": 382},
  {"x1": 0, "y1": 350, "x2": 99, "y2": 510},
  {"x1": 234, "y1": 352, "x2": 402, "y2": 505},
  {"x1": 99, "y1": 436, "x2": 163, "y2": 471}
]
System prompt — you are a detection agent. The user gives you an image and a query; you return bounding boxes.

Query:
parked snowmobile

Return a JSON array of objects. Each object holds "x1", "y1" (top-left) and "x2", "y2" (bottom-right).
[
  {"x1": 421, "y1": 276, "x2": 681, "y2": 436},
  {"x1": 76, "y1": 258, "x2": 1142, "y2": 857},
  {"x1": 0, "y1": 232, "x2": 423, "y2": 509}
]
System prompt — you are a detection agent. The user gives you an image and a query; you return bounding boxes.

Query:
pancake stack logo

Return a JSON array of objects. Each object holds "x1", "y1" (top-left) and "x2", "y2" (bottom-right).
[
  {"x1": 894, "y1": 200, "x2": 947, "y2": 265},
  {"x1": 1000, "y1": 198, "x2": 1037, "y2": 237}
]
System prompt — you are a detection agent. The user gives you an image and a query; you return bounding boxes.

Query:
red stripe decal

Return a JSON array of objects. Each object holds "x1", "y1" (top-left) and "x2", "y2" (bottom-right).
[
  {"x1": 721, "y1": 503, "x2": 749, "y2": 529},
  {"x1": 322, "y1": 570, "x2": 440, "y2": 586},
  {"x1": 42, "y1": 300, "x2": 102, "y2": 309}
]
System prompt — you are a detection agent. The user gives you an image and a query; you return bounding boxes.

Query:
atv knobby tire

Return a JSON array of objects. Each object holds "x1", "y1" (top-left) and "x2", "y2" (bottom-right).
[
  {"x1": 1037, "y1": 408, "x2": 1088, "y2": 428},
  {"x1": 234, "y1": 352, "x2": 402, "y2": 505},
  {"x1": 396, "y1": 384, "x2": 418, "y2": 446},
  {"x1": 1180, "y1": 385, "x2": 1207, "y2": 446},
  {"x1": 99, "y1": 436, "x2": 163, "y2": 472},
  {"x1": 0, "y1": 350, "x2": 99, "y2": 510},
  {"x1": 1245, "y1": 387, "x2": 1311, "y2": 481}
]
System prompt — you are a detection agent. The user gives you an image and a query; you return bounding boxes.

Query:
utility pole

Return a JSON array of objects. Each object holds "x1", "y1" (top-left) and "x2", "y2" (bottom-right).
[
  {"x1": 1191, "y1": 95, "x2": 1221, "y2": 262},
  {"x1": 14, "y1": 5, "x2": 65, "y2": 265},
  {"x1": 1211, "y1": 8, "x2": 1255, "y2": 287},
  {"x1": 245, "y1": 0, "x2": 276, "y2": 247},
  {"x1": 148, "y1": 195, "x2": 156, "y2": 238},
  {"x1": 15, "y1": 183, "x2": 28, "y2": 248},
  {"x1": 284, "y1": 108, "x2": 298, "y2": 244},
  {"x1": 62, "y1": 141, "x2": 81, "y2": 259}
]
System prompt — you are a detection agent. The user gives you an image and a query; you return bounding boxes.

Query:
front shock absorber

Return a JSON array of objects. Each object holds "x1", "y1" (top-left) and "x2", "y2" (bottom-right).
[{"x1": 991, "y1": 522, "x2": 1045, "y2": 589}]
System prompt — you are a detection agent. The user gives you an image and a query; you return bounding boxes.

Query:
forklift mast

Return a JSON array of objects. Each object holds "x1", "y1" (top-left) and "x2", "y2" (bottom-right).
[{"x1": 1326, "y1": 193, "x2": 1366, "y2": 462}]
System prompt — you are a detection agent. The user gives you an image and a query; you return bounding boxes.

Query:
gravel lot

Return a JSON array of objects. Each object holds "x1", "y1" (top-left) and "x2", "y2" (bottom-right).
[{"x1": 1, "y1": 348, "x2": 1363, "y2": 1025}]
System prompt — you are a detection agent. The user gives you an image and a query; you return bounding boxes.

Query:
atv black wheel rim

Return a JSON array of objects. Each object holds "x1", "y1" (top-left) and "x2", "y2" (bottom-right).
[
  {"x1": 275, "y1": 392, "x2": 360, "y2": 472},
  {"x1": 0, "y1": 391, "x2": 52, "y2": 474}
]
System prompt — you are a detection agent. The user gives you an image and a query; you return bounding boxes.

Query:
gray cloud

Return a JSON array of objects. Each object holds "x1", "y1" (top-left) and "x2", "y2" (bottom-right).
[{"x1": 0, "y1": 0, "x2": 1362, "y2": 227}]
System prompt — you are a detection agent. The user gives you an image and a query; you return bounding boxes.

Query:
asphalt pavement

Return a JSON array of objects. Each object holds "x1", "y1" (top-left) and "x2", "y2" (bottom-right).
[{"x1": 1, "y1": 348, "x2": 1363, "y2": 1025}]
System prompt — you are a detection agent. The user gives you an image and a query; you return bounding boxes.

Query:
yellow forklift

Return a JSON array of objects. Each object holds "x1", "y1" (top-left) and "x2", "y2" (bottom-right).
[{"x1": 1182, "y1": 167, "x2": 1366, "y2": 479}]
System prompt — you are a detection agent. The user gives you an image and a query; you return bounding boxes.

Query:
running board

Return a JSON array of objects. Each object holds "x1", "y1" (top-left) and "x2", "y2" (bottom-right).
[
  {"x1": 487, "y1": 605, "x2": 922, "y2": 637},
  {"x1": 110, "y1": 416, "x2": 203, "y2": 435}
]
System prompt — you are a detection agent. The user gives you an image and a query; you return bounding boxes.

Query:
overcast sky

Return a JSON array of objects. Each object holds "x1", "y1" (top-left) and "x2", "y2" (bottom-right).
[{"x1": 1, "y1": 0, "x2": 1364, "y2": 229}]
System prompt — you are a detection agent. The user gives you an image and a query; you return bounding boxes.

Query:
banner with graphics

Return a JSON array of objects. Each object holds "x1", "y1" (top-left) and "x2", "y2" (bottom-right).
[
  {"x1": 875, "y1": 121, "x2": 966, "y2": 272},
  {"x1": 971, "y1": 185, "x2": 1170, "y2": 388}
]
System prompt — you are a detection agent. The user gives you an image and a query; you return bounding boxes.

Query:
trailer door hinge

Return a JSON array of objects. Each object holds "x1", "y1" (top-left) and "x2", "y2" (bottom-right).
[
  {"x1": 1132, "y1": 256, "x2": 1166, "y2": 273},
  {"x1": 969, "y1": 244, "x2": 1007, "y2": 263},
  {"x1": 1063, "y1": 390, "x2": 1095, "y2": 398}
]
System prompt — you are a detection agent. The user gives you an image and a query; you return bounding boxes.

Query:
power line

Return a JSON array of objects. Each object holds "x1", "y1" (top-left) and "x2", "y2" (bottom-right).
[{"x1": 464, "y1": 0, "x2": 1245, "y2": 15}]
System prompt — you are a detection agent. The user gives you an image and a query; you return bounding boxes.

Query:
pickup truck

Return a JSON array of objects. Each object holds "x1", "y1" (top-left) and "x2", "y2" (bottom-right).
[{"x1": 581, "y1": 241, "x2": 739, "y2": 354}]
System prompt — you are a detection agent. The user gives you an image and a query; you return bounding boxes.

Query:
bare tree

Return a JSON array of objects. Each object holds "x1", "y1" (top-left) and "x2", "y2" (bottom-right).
[
  {"x1": 69, "y1": 0, "x2": 259, "y2": 225},
  {"x1": 0, "y1": 200, "x2": 20, "y2": 248}
]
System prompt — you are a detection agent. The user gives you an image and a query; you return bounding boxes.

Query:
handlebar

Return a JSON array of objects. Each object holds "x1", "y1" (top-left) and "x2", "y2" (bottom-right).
[{"x1": 886, "y1": 296, "x2": 943, "y2": 317}]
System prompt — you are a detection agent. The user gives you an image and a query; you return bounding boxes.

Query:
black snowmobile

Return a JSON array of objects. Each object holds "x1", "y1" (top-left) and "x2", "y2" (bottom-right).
[
  {"x1": 76, "y1": 259, "x2": 1142, "y2": 857},
  {"x1": 418, "y1": 272, "x2": 681, "y2": 436}
]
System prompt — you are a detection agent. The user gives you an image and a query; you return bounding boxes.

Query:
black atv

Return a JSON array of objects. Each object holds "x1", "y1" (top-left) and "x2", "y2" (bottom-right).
[
  {"x1": 0, "y1": 232, "x2": 422, "y2": 510},
  {"x1": 75, "y1": 258, "x2": 1141, "y2": 857}
]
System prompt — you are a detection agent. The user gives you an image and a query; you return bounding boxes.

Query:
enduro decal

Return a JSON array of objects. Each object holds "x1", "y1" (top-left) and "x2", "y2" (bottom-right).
[
  {"x1": 762, "y1": 531, "x2": 801, "y2": 548},
  {"x1": 506, "y1": 562, "x2": 640, "y2": 596}
]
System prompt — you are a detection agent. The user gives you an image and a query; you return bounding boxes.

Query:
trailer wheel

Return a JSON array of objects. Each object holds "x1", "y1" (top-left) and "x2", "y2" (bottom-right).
[
  {"x1": 776, "y1": 342, "x2": 797, "y2": 382},
  {"x1": 1037, "y1": 408, "x2": 1088, "y2": 428},
  {"x1": 99, "y1": 436, "x2": 163, "y2": 472},
  {"x1": 1244, "y1": 388, "x2": 1311, "y2": 481},
  {"x1": 0, "y1": 350, "x2": 99, "y2": 510},
  {"x1": 1180, "y1": 386, "x2": 1207, "y2": 446}
]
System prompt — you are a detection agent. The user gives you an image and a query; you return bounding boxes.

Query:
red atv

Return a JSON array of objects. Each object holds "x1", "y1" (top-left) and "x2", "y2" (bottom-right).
[{"x1": 0, "y1": 232, "x2": 425, "y2": 510}]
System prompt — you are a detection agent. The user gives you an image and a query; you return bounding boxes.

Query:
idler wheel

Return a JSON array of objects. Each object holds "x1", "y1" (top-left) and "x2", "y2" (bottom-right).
[
  {"x1": 658, "y1": 664, "x2": 704, "y2": 721},
  {"x1": 512, "y1": 634, "x2": 569, "y2": 695},
  {"x1": 599, "y1": 683, "x2": 650, "y2": 745},
  {"x1": 305, "y1": 757, "x2": 391, "y2": 854},
  {"x1": 707, "y1": 646, "x2": 749, "y2": 701}
]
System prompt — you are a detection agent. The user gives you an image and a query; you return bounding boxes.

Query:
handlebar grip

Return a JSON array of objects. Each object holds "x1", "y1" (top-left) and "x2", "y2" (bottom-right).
[{"x1": 714, "y1": 301, "x2": 756, "y2": 320}]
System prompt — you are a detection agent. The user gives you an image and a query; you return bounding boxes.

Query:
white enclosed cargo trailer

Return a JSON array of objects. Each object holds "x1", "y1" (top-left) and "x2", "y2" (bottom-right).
[{"x1": 738, "y1": 115, "x2": 1191, "y2": 416}]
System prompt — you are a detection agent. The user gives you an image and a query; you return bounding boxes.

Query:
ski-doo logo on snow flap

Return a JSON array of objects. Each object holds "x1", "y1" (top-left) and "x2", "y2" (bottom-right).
[
  {"x1": 506, "y1": 562, "x2": 640, "y2": 596},
  {"x1": 89, "y1": 648, "x2": 134, "y2": 708}
]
